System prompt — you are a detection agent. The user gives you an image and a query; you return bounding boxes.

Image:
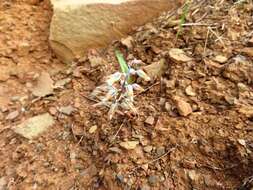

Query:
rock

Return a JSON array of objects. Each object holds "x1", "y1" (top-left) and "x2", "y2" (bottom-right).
[
  {"x1": 241, "y1": 47, "x2": 253, "y2": 57},
  {"x1": 168, "y1": 48, "x2": 192, "y2": 63},
  {"x1": 88, "y1": 125, "x2": 98, "y2": 134},
  {"x1": 187, "y1": 170, "x2": 199, "y2": 182},
  {"x1": 59, "y1": 105, "x2": 74, "y2": 115},
  {"x1": 156, "y1": 146, "x2": 165, "y2": 156},
  {"x1": 165, "y1": 102, "x2": 171, "y2": 112},
  {"x1": 248, "y1": 37, "x2": 253, "y2": 46},
  {"x1": 49, "y1": 0, "x2": 181, "y2": 62},
  {"x1": 6, "y1": 110, "x2": 19, "y2": 121},
  {"x1": 143, "y1": 59, "x2": 168, "y2": 79},
  {"x1": 213, "y1": 55, "x2": 228, "y2": 63},
  {"x1": 49, "y1": 107, "x2": 58, "y2": 115},
  {"x1": 173, "y1": 96, "x2": 192, "y2": 116},
  {"x1": 54, "y1": 78, "x2": 71, "y2": 89},
  {"x1": 140, "y1": 184, "x2": 151, "y2": 190},
  {"x1": 88, "y1": 56, "x2": 106, "y2": 68},
  {"x1": 80, "y1": 165, "x2": 98, "y2": 185},
  {"x1": 148, "y1": 175, "x2": 159, "y2": 185},
  {"x1": 0, "y1": 177, "x2": 7, "y2": 190},
  {"x1": 185, "y1": 85, "x2": 196, "y2": 97},
  {"x1": 120, "y1": 141, "x2": 139, "y2": 150},
  {"x1": 238, "y1": 139, "x2": 246, "y2": 147},
  {"x1": 32, "y1": 72, "x2": 54, "y2": 97},
  {"x1": 12, "y1": 113, "x2": 55, "y2": 139},
  {"x1": 17, "y1": 41, "x2": 30, "y2": 56},
  {"x1": 223, "y1": 60, "x2": 253, "y2": 83},
  {"x1": 143, "y1": 145, "x2": 153, "y2": 153},
  {"x1": 145, "y1": 116, "x2": 155, "y2": 125},
  {"x1": 239, "y1": 106, "x2": 253, "y2": 118},
  {"x1": 121, "y1": 36, "x2": 134, "y2": 49},
  {"x1": 0, "y1": 70, "x2": 9, "y2": 82}
]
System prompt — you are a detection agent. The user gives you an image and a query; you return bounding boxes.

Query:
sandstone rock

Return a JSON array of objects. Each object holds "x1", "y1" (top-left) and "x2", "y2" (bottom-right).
[
  {"x1": 49, "y1": 0, "x2": 182, "y2": 62},
  {"x1": 12, "y1": 113, "x2": 54, "y2": 139},
  {"x1": 173, "y1": 96, "x2": 192, "y2": 116}
]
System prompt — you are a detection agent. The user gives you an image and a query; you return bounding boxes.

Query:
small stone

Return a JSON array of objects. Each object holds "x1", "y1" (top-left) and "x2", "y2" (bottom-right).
[
  {"x1": 165, "y1": 102, "x2": 171, "y2": 112},
  {"x1": 119, "y1": 141, "x2": 139, "y2": 150},
  {"x1": 248, "y1": 37, "x2": 253, "y2": 46},
  {"x1": 159, "y1": 98, "x2": 166, "y2": 106},
  {"x1": 145, "y1": 116, "x2": 155, "y2": 125},
  {"x1": 143, "y1": 59, "x2": 168, "y2": 79},
  {"x1": 49, "y1": 107, "x2": 58, "y2": 115},
  {"x1": 0, "y1": 177, "x2": 7, "y2": 190},
  {"x1": 72, "y1": 125, "x2": 84, "y2": 136},
  {"x1": 148, "y1": 175, "x2": 159, "y2": 185},
  {"x1": 168, "y1": 48, "x2": 192, "y2": 63},
  {"x1": 173, "y1": 96, "x2": 192, "y2": 116},
  {"x1": 213, "y1": 55, "x2": 228, "y2": 63},
  {"x1": 88, "y1": 125, "x2": 97, "y2": 134},
  {"x1": 241, "y1": 47, "x2": 253, "y2": 57},
  {"x1": 185, "y1": 85, "x2": 196, "y2": 97},
  {"x1": 116, "y1": 173, "x2": 125, "y2": 183},
  {"x1": 12, "y1": 113, "x2": 54, "y2": 139},
  {"x1": 59, "y1": 105, "x2": 74, "y2": 115},
  {"x1": 6, "y1": 110, "x2": 19, "y2": 120},
  {"x1": 109, "y1": 147, "x2": 122, "y2": 154},
  {"x1": 32, "y1": 72, "x2": 54, "y2": 97},
  {"x1": 239, "y1": 106, "x2": 253, "y2": 118},
  {"x1": 140, "y1": 184, "x2": 151, "y2": 190},
  {"x1": 238, "y1": 139, "x2": 246, "y2": 147},
  {"x1": 187, "y1": 170, "x2": 199, "y2": 182},
  {"x1": 121, "y1": 36, "x2": 134, "y2": 49},
  {"x1": 54, "y1": 78, "x2": 71, "y2": 89},
  {"x1": 237, "y1": 83, "x2": 248, "y2": 92},
  {"x1": 0, "y1": 71, "x2": 9, "y2": 82},
  {"x1": 156, "y1": 146, "x2": 165, "y2": 156},
  {"x1": 143, "y1": 145, "x2": 153, "y2": 153},
  {"x1": 17, "y1": 41, "x2": 30, "y2": 56},
  {"x1": 88, "y1": 56, "x2": 105, "y2": 68}
]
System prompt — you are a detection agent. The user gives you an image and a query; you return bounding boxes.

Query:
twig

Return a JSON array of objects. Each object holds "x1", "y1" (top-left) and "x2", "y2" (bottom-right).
[
  {"x1": 111, "y1": 121, "x2": 126, "y2": 142},
  {"x1": 182, "y1": 22, "x2": 218, "y2": 27},
  {"x1": 203, "y1": 28, "x2": 210, "y2": 56},
  {"x1": 129, "y1": 146, "x2": 178, "y2": 174},
  {"x1": 208, "y1": 27, "x2": 227, "y2": 49},
  {"x1": 136, "y1": 82, "x2": 160, "y2": 97}
]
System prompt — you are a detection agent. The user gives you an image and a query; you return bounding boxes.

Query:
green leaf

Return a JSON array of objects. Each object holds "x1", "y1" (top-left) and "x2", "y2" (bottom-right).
[{"x1": 115, "y1": 50, "x2": 129, "y2": 74}]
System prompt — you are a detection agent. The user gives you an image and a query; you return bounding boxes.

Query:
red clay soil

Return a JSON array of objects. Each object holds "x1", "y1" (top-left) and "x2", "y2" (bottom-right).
[{"x1": 0, "y1": 0, "x2": 253, "y2": 190}]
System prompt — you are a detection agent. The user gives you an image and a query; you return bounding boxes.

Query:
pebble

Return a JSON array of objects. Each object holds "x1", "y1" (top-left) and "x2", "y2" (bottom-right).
[
  {"x1": 213, "y1": 55, "x2": 228, "y2": 63},
  {"x1": 148, "y1": 175, "x2": 159, "y2": 185},
  {"x1": 145, "y1": 116, "x2": 155, "y2": 125},
  {"x1": 88, "y1": 125, "x2": 97, "y2": 134},
  {"x1": 59, "y1": 105, "x2": 74, "y2": 115},
  {"x1": 156, "y1": 146, "x2": 165, "y2": 156},
  {"x1": 185, "y1": 85, "x2": 196, "y2": 97},
  {"x1": 140, "y1": 184, "x2": 151, "y2": 190},
  {"x1": 165, "y1": 102, "x2": 171, "y2": 112},
  {"x1": 6, "y1": 110, "x2": 19, "y2": 120},
  {"x1": 143, "y1": 145, "x2": 153, "y2": 153},
  {"x1": 0, "y1": 177, "x2": 7, "y2": 190},
  {"x1": 173, "y1": 96, "x2": 192, "y2": 116},
  {"x1": 49, "y1": 107, "x2": 58, "y2": 115}
]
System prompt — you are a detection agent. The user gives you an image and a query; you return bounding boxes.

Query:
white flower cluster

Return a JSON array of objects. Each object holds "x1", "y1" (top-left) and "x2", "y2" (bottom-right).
[{"x1": 90, "y1": 65, "x2": 150, "y2": 120}]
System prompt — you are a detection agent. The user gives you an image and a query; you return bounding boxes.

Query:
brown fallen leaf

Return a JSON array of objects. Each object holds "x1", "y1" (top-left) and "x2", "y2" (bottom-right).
[{"x1": 32, "y1": 72, "x2": 54, "y2": 97}]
